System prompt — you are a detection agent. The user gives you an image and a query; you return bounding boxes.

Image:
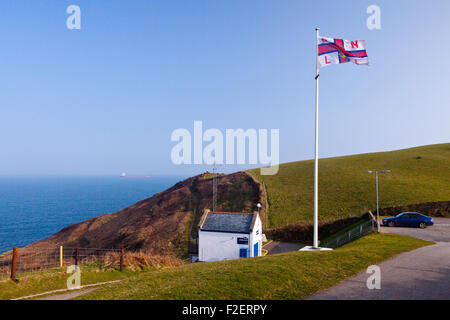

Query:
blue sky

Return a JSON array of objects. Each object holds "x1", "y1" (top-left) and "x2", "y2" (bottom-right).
[{"x1": 0, "y1": 0, "x2": 449, "y2": 175}]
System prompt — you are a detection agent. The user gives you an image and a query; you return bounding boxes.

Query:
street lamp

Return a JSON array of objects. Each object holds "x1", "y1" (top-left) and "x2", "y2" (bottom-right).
[{"x1": 365, "y1": 170, "x2": 391, "y2": 232}]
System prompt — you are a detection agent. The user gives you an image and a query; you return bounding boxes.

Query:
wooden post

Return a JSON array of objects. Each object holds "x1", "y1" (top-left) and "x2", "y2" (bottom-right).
[
  {"x1": 120, "y1": 248, "x2": 124, "y2": 272},
  {"x1": 75, "y1": 248, "x2": 79, "y2": 266},
  {"x1": 10, "y1": 247, "x2": 18, "y2": 282},
  {"x1": 60, "y1": 246, "x2": 63, "y2": 268}
]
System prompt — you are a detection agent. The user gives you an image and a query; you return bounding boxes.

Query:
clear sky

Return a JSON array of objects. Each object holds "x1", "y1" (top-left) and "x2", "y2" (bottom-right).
[{"x1": 0, "y1": 0, "x2": 449, "y2": 175}]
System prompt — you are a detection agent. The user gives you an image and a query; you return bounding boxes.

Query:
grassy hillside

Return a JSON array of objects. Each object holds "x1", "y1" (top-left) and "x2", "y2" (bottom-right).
[
  {"x1": 248, "y1": 143, "x2": 450, "y2": 227},
  {"x1": 76, "y1": 234, "x2": 431, "y2": 300}
]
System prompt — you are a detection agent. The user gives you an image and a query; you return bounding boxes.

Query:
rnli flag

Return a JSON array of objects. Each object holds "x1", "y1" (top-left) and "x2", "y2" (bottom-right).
[{"x1": 318, "y1": 36, "x2": 369, "y2": 67}]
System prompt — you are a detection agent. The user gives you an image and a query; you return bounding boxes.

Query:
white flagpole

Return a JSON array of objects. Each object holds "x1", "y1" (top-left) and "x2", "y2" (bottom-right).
[{"x1": 313, "y1": 27, "x2": 320, "y2": 248}]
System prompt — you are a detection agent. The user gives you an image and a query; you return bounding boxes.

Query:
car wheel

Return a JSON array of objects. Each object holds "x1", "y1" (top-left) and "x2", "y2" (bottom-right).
[
  {"x1": 388, "y1": 221, "x2": 395, "y2": 227},
  {"x1": 419, "y1": 222, "x2": 426, "y2": 229}
]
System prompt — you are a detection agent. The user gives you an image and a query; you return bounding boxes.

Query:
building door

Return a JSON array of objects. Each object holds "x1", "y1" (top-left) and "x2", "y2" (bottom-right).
[{"x1": 254, "y1": 242, "x2": 259, "y2": 257}]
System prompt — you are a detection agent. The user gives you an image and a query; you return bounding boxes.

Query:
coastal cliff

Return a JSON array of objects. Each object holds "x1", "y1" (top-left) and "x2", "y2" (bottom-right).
[{"x1": 27, "y1": 171, "x2": 262, "y2": 257}]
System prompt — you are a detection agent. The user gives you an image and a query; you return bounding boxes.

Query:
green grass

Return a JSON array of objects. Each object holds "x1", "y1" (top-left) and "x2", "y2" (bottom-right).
[
  {"x1": 76, "y1": 233, "x2": 432, "y2": 300},
  {"x1": 0, "y1": 265, "x2": 137, "y2": 300},
  {"x1": 248, "y1": 143, "x2": 450, "y2": 227},
  {"x1": 172, "y1": 211, "x2": 193, "y2": 260}
]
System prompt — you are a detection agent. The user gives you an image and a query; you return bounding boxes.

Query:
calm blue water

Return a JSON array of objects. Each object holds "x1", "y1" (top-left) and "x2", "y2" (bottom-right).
[{"x1": 0, "y1": 175, "x2": 184, "y2": 253}]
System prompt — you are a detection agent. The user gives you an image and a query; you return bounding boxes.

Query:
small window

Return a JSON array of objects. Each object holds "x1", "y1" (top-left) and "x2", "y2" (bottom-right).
[{"x1": 237, "y1": 237, "x2": 249, "y2": 245}]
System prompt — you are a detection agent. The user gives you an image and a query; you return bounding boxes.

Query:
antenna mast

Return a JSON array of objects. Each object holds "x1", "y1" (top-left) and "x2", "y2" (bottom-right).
[{"x1": 212, "y1": 163, "x2": 217, "y2": 211}]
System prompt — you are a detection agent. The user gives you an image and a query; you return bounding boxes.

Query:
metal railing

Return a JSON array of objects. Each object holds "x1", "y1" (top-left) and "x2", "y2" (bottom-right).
[{"x1": 321, "y1": 219, "x2": 375, "y2": 249}]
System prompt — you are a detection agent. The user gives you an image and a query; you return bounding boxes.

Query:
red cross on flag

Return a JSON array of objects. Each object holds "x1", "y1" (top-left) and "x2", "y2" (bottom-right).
[{"x1": 318, "y1": 36, "x2": 369, "y2": 67}]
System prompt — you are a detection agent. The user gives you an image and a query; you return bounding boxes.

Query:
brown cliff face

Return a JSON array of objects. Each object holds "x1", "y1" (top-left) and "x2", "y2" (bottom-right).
[{"x1": 27, "y1": 172, "x2": 262, "y2": 257}]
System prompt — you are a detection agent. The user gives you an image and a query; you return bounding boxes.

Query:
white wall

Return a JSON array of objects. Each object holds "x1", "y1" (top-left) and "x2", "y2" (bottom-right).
[
  {"x1": 198, "y1": 215, "x2": 263, "y2": 262},
  {"x1": 198, "y1": 231, "x2": 251, "y2": 262},
  {"x1": 249, "y1": 216, "x2": 262, "y2": 257}
]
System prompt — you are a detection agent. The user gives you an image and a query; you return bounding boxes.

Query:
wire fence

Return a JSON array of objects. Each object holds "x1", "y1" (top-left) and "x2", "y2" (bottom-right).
[
  {"x1": 0, "y1": 246, "x2": 123, "y2": 280},
  {"x1": 0, "y1": 252, "x2": 13, "y2": 276},
  {"x1": 321, "y1": 219, "x2": 375, "y2": 249}
]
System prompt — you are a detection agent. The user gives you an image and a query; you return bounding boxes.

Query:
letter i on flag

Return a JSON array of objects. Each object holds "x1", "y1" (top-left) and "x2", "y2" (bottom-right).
[{"x1": 318, "y1": 35, "x2": 369, "y2": 67}]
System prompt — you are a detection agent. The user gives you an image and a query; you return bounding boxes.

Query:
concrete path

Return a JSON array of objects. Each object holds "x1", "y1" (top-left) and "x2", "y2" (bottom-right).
[
  {"x1": 35, "y1": 288, "x2": 98, "y2": 300},
  {"x1": 306, "y1": 218, "x2": 450, "y2": 300},
  {"x1": 12, "y1": 279, "x2": 123, "y2": 300}
]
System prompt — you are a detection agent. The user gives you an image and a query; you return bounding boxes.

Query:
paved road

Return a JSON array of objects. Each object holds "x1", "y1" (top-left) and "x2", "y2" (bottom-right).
[
  {"x1": 264, "y1": 241, "x2": 305, "y2": 254},
  {"x1": 381, "y1": 217, "x2": 450, "y2": 242},
  {"x1": 306, "y1": 218, "x2": 450, "y2": 300}
]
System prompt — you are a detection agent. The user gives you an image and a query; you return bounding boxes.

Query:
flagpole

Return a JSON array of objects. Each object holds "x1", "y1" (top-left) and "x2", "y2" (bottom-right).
[
  {"x1": 300, "y1": 28, "x2": 332, "y2": 252},
  {"x1": 313, "y1": 27, "x2": 320, "y2": 248}
]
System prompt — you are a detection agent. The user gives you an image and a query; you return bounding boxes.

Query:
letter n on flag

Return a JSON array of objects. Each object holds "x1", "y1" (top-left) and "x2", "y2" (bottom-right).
[{"x1": 318, "y1": 36, "x2": 369, "y2": 67}]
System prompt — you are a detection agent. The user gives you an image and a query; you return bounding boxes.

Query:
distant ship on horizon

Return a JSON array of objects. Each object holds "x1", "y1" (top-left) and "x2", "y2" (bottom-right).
[{"x1": 120, "y1": 172, "x2": 151, "y2": 179}]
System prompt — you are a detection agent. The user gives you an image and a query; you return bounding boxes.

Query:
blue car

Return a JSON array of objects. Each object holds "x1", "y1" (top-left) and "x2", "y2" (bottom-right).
[{"x1": 382, "y1": 212, "x2": 434, "y2": 228}]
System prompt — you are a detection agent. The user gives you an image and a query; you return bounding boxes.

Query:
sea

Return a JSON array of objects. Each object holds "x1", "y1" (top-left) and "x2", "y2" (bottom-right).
[{"x1": 0, "y1": 175, "x2": 185, "y2": 253}]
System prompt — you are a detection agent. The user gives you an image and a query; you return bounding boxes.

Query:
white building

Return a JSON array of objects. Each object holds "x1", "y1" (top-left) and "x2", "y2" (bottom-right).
[{"x1": 198, "y1": 210, "x2": 262, "y2": 262}]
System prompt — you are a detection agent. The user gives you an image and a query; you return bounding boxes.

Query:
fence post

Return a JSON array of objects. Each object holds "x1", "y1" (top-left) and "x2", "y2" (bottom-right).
[
  {"x1": 10, "y1": 247, "x2": 18, "y2": 282},
  {"x1": 120, "y1": 248, "x2": 124, "y2": 272},
  {"x1": 360, "y1": 224, "x2": 363, "y2": 235},
  {"x1": 348, "y1": 230, "x2": 351, "y2": 241},
  {"x1": 60, "y1": 246, "x2": 63, "y2": 268},
  {"x1": 75, "y1": 248, "x2": 79, "y2": 266}
]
